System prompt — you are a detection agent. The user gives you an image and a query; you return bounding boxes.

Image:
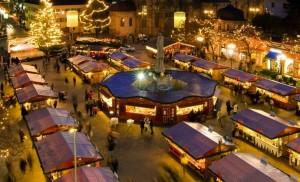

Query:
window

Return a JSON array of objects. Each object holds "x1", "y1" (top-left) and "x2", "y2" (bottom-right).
[
  {"x1": 129, "y1": 17, "x2": 132, "y2": 27},
  {"x1": 120, "y1": 18, "x2": 125, "y2": 27},
  {"x1": 271, "y1": 2, "x2": 275, "y2": 8}
]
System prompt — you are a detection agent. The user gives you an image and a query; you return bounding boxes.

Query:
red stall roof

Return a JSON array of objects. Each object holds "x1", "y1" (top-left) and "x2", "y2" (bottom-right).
[
  {"x1": 16, "y1": 84, "x2": 57, "y2": 104},
  {"x1": 35, "y1": 131, "x2": 103, "y2": 174},
  {"x1": 162, "y1": 122, "x2": 235, "y2": 159},
  {"x1": 68, "y1": 55, "x2": 94, "y2": 66},
  {"x1": 25, "y1": 108, "x2": 77, "y2": 137},
  {"x1": 55, "y1": 167, "x2": 117, "y2": 182},
  {"x1": 78, "y1": 61, "x2": 109, "y2": 73},
  {"x1": 209, "y1": 153, "x2": 294, "y2": 182},
  {"x1": 287, "y1": 137, "x2": 300, "y2": 153},
  {"x1": 11, "y1": 72, "x2": 46, "y2": 89},
  {"x1": 232, "y1": 109, "x2": 300, "y2": 139},
  {"x1": 8, "y1": 64, "x2": 38, "y2": 77}
]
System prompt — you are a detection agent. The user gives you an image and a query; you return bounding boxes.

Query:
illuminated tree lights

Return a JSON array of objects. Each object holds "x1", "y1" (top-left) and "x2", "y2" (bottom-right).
[
  {"x1": 80, "y1": 0, "x2": 111, "y2": 33},
  {"x1": 29, "y1": 0, "x2": 62, "y2": 49}
]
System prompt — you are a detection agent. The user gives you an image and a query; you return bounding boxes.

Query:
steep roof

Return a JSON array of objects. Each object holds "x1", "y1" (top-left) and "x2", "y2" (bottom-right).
[
  {"x1": 110, "y1": 0, "x2": 136, "y2": 11},
  {"x1": 217, "y1": 4, "x2": 245, "y2": 21}
]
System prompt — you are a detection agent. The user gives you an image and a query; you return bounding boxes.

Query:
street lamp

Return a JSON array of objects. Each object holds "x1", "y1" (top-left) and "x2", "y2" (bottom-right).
[
  {"x1": 138, "y1": 5, "x2": 147, "y2": 34},
  {"x1": 226, "y1": 43, "x2": 236, "y2": 68},
  {"x1": 66, "y1": 10, "x2": 78, "y2": 52}
]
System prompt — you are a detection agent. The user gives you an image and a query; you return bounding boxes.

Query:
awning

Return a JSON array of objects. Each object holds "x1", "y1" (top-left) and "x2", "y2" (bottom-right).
[{"x1": 266, "y1": 51, "x2": 280, "y2": 60}]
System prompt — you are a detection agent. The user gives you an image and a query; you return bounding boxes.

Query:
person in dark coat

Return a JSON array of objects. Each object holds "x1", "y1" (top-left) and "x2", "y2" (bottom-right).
[
  {"x1": 140, "y1": 120, "x2": 145, "y2": 134},
  {"x1": 150, "y1": 120, "x2": 154, "y2": 135}
]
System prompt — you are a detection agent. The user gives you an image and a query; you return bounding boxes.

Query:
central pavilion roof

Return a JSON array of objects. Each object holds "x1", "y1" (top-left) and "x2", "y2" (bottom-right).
[
  {"x1": 223, "y1": 69, "x2": 258, "y2": 82},
  {"x1": 35, "y1": 131, "x2": 103, "y2": 174},
  {"x1": 255, "y1": 79, "x2": 298, "y2": 96},
  {"x1": 209, "y1": 153, "x2": 294, "y2": 182},
  {"x1": 16, "y1": 84, "x2": 57, "y2": 104},
  {"x1": 232, "y1": 109, "x2": 300, "y2": 139},
  {"x1": 55, "y1": 167, "x2": 117, "y2": 182},
  {"x1": 101, "y1": 70, "x2": 217, "y2": 104},
  {"x1": 11, "y1": 72, "x2": 46, "y2": 89},
  {"x1": 8, "y1": 64, "x2": 38, "y2": 77},
  {"x1": 162, "y1": 122, "x2": 234, "y2": 159},
  {"x1": 25, "y1": 108, "x2": 77, "y2": 137}
]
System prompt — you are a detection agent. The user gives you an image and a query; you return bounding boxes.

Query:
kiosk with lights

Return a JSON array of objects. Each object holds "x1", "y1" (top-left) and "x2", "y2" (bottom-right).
[{"x1": 100, "y1": 35, "x2": 217, "y2": 125}]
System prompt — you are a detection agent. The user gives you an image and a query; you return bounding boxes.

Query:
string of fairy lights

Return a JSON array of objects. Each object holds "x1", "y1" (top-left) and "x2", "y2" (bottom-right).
[
  {"x1": 0, "y1": 100, "x2": 10, "y2": 159},
  {"x1": 80, "y1": 0, "x2": 111, "y2": 31}
]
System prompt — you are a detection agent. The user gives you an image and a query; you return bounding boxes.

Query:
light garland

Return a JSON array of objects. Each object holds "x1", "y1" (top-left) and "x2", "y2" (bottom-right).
[{"x1": 80, "y1": 0, "x2": 111, "y2": 32}]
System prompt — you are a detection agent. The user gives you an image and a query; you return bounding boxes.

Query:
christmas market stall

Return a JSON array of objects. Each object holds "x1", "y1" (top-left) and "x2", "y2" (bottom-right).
[
  {"x1": 9, "y1": 43, "x2": 45, "y2": 61},
  {"x1": 15, "y1": 84, "x2": 57, "y2": 110},
  {"x1": 232, "y1": 109, "x2": 300, "y2": 157},
  {"x1": 11, "y1": 72, "x2": 46, "y2": 89},
  {"x1": 295, "y1": 95, "x2": 300, "y2": 115},
  {"x1": 191, "y1": 59, "x2": 228, "y2": 81},
  {"x1": 68, "y1": 55, "x2": 94, "y2": 68},
  {"x1": 77, "y1": 61, "x2": 109, "y2": 83},
  {"x1": 255, "y1": 79, "x2": 300, "y2": 109},
  {"x1": 286, "y1": 137, "x2": 300, "y2": 170},
  {"x1": 208, "y1": 153, "x2": 294, "y2": 182},
  {"x1": 223, "y1": 69, "x2": 259, "y2": 91},
  {"x1": 162, "y1": 122, "x2": 235, "y2": 172},
  {"x1": 109, "y1": 52, "x2": 149, "y2": 71},
  {"x1": 100, "y1": 70, "x2": 217, "y2": 125},
  {"x1": 146, "y1": 39, "x2": 195, "y2": 58},
  {"x1": 55, "y1": 167, "x2": 117, "y2": 182},
  {"x1": 35, "y1": 131, "x2": 103, "y2": 180},
  {"x1": 25, "y1": 107, "x2": 77, "y2": 140},
  {"x1": 8, "y1": 63, "x2": 39, "y2": 77},
  {"x1": 173, "y1": 53, "x2": 198, "y2": 70}
]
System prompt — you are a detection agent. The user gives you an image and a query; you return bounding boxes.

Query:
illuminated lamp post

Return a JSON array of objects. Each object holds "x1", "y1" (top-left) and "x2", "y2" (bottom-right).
[
  {"x1": 226, "y1": 43, "x2": 236, "y2": 68},
  {"x1": 174, "y1": 11, "x2": 186, "y2": 29}
]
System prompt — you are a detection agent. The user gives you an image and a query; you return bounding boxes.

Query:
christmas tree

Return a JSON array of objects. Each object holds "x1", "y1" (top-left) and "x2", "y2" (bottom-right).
[
  {"x1": 80, "y1": 0, "x2": 111, "y2": 36},
  {"x1": 29, "y1": 0, "x2": 62, "y2": 50}
]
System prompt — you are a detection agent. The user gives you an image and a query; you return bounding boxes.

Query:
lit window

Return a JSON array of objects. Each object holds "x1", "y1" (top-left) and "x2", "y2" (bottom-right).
[{"x1": 120, "y1": 17, "x2": 125, "y2": 27}]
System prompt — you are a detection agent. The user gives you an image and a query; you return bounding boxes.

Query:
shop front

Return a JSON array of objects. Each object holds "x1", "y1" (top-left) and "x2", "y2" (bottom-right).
[{"x1": 223, "y1": 69, "x2": 259, "y2": 92}]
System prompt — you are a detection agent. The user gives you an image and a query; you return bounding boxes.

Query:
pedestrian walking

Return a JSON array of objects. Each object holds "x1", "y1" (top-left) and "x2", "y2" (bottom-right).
[
  {"x1": 73, "y1": 77, "x2": 76, "y2": 87},
  {"x1": 19, "y1": 129, "x2": 25, "y2": 143},
  {"x1": 226, "y1": 100, "x2": 231, "y2": 116},
  {"x1": 233, "y1": 103, "x2": 238, "y2": 114},
  {"x1": 53, "y1": 100, "x2": 58, "y2": 108},
  {"x1": 19, "y1": 159, "x2": 27, "y2": 174},
  {"x1": 111, "y1": 158, "x2": 119, "y2": 173},
  {"x1": 0, "y1": 82, "x2": 4, "y2": 93},
  {"x1": 270, "y1": 99, "x2": 274, "y2": 111},
  {"x1": 140, "y1": 120, "x2": 144, "y2": 134},
  {"x1": 150, "y1": 120, "x2": 154, "y2": 135},
  {"x1": 51, "y1": 83, "x2": 54, "y2": 90},
  {"x1": 144, "y1": 117, "x2": 150, "y2": 132},
  {"x1": 64, "y1": 77, "x2": 68, "y2": 84}
]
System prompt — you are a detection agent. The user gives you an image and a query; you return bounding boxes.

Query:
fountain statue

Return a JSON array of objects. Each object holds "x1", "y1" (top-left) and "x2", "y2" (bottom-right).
[{"x1": 154, "y1": 34, "x2": 165, "y2": 75}]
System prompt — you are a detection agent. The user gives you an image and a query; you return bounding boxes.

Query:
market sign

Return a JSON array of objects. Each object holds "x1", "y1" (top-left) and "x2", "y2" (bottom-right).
[{"x1": 174, "y1": 11, "x2": 186, "y2": 29}]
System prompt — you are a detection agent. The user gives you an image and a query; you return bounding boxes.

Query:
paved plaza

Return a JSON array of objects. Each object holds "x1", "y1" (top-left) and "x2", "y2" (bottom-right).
[{"x1": 0, "y1": 49, "x2": 299, "y2": 181}]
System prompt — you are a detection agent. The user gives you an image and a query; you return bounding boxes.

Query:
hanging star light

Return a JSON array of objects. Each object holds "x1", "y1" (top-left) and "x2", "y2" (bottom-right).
[{"x1": 80, "y1": 0, "x2": 111, "y2": 32}]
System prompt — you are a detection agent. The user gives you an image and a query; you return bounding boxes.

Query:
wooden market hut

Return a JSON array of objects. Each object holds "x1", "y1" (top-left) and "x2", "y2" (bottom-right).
[
  {"x1": 208, "y1": 153, "x2": 294, "y2": 182},
  {"x1": 77, "y1": 61, "x2": 109, "y2": 83},
  {"x1": 173, "y1": 53, "x2": 198, "y2": 70},
  {"x1": 35, "y1": 131, "x2": 103, "y2": 180},
  {"x1": 286, "y1": 137, "x2": 300, "y2": 170},
  {"x1": 11, "y1": 72, "x2": 46, "y2": 89},
  {"x1": 55, "y1": 167, "x2": 117, "y2": 182},
  {"x1": 223, "y1": 69, "x2": 259, "y2": 91},
  {"x1": 191, "y1": 59, "x2": 228, "y2": 81},
  {"x1": 255, "y1": 79, "x2": 300, "y2": 109},
  {"x1": 68, "y1": 55, "x2": 94, "y2": 68},
  {"x1": 25, "y1": 108, "x2": 77, "y2": 139},
  {"x1": 162, "y1": 122, "x2": 235, "y2": 172},
  {"x1": 146, "y1": 39, "x2": 195, "y2": 57},
  {"x1": 8, "y1": 63, "x2": 39, "y2": 77},
  {"x1": 295, "y1": 95, "x2": 300, "y2": 115},
  {"x1": 15, "y1": 84, "x2": 57, "y2": 110},
  {"x1": 109, "y1": 52, "x2": 149, "y2": 71},
  {"x1": 232, "y1": 109, "x2": 300, "y2": 157}
]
